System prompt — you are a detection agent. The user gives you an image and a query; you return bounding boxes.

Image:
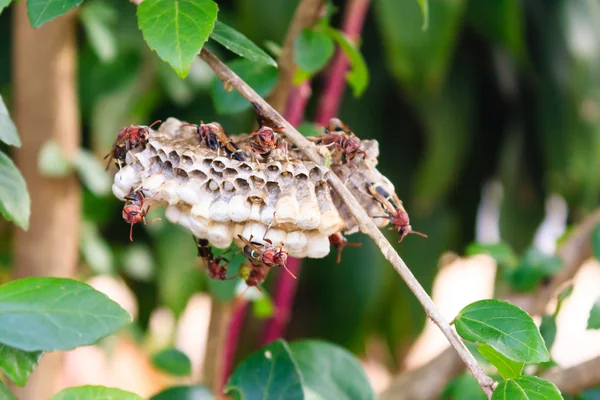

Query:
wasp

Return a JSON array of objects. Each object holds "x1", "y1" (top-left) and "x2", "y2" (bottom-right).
[
  {"x1": 328, "y1": 233, "x2": 362, "y2": 263},
  {"x1": 182, "y1": 121, "x2": 244, "y2": 161},
  {"x1": 315, "y1": 118, "x2": 366, "y2": 163},
  {"x1": 122, "y1": 190, "x2": 160, "y2": 242},
  {"x1": 238, "y1": 262, "x2": 270, "y2": 292},
  {"x1": 194, "y1": 237, "x2": 235, "y2": 280},
  {"x1": 104, "y1": 120, "x2": 161, "y2": 170},
  {"x1": 237, "y1": 235, "x2": 296, "y2": 279},
  {"x1": 367, "y1": 182, "x2": 427, "y2": 242},
  {"x1": 248, "y1": 103, "x2": 287, "y2": 159}
]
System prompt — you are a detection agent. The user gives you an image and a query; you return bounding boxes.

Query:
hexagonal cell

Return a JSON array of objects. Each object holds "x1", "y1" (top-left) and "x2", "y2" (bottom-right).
[
  {"x1": 265, "y1": 181, "x2": 280, "y2": 198},
  {"x1": 250, "y1": 175, "x2": 265, "y2": 189},
  {"x1": 207, "y1": 179, "x2": 220, "y2": 192},
  {"x1": 223, "y1": 181, "x2": 235, "y2": 192},
  {"x1": 234, "y1": 178, "x2": 251, "y2": 192},
  {"x1": 181, "y1": 155, "x2": 193, "y2": 167},
  {"x1": 209, "y1": 168, "x2": 223, "y2": 179},
  {"x1": 173, "y1": 168, "x2": 189, "y2": 181},
  {"x1": 265, "y1": 163, "x2": 282, "y2": 179},
  {"x1": 238, "y1": 162, "x2": 253, "y2": 172},
  {"x1": 223, "y1": 168, "x2": 237, "y2": 180},
  {"x1": 189, "y1": 170, "x2": 208, "y2": 181},
  {"x1": 156, "y1": 149, "x2": 167, "y2": 161},
  {"x1": 211, "y1": 159, "x2": 226, "y2": 172},
  {"x1": 168, "y1": 151, "x2": 180, "y2": 167},
  {"x1": 309, "y1": 167, "x2": 322, "y2": 182}
]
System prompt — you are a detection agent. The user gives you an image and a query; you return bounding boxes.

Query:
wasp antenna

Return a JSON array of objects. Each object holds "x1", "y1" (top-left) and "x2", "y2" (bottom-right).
[
  {"x1": 411, "y1": 231, "x2": 428, "y2": 238},
  {"x1": 129, "y1": 222, "x2": 134, "y2": 242},
  {"x1": 149, "y1": 120, "x2": 162, "y2": 129},
  {"x1": 336, "y1": 249, "x2": 342, "y2": 264},
  {"x1": 282, "y1": 264, "x2": 297, "y2": 280}
]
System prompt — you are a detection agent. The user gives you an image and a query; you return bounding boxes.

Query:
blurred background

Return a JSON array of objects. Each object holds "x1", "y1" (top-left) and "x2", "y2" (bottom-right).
[{"x1": 2, "y1": 0, "x2": 600, "y2": 397}]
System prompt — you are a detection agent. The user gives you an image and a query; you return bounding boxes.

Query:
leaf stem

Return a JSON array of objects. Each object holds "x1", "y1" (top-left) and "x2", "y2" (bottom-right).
[{"x1": 199, "y1": 47, "x2": 496, "y2": 398}]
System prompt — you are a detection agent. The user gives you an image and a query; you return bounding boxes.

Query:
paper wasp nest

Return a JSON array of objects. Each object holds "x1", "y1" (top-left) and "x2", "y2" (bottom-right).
[{"x1": 112, "y1": 118, "x2": 393, "y2": 258}]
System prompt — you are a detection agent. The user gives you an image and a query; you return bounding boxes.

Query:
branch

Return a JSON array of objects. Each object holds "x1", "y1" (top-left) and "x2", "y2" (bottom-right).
[
  {"x1": 381, "y1": 208, "x2": 600, "y2": 399},
  {"x1": 267, "y1": 0, "x2": 325, "y2": 113},
  {"x1": 199, "y1": 47, "x2": 496, "y2": 398},
  {"x1": 542, "y1": 355, "x2": 600, "y2": 394}
]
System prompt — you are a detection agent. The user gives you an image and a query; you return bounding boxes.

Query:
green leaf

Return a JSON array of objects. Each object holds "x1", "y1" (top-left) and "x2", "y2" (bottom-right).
[
  {"x1": 122, "y1": 244, "x2": 155, "y2": 282},
  {"x1": 508, "y1": 248, "x2": 563, "y2": 292},
  {"x1": 79, "y1": 220, "x2": 114, "y2": 275},
  {"x1": 491, "y1": 376, "x2": 562, "y2": 400},
  {"x1": 289, "y1": 340, "x2": 375, "y2": 400},
  {"x1": 587, "y1": 297, "x2": 600, "y2": 330},
  {"x1": 465, "y1": 242, "x2": 518, "y2": 268},
  {"x1": 443, "y1": 373, "x2": 486, "y2": 400},
  {"x1": 72, "y1": 149, "x2": 111, "y2": 196},
  {"x1": 137, "y1": 0, "x2": 218, "y2": 78},
  {"x1": 477, "y1": 344, "x2": 523, "y2": 379},
  {"x1": 224, "y1": 339, "x2": 304, "y2": 400},
  {"x1": 27, "y1": 0, "x2": 84, "y2": 28},
  {"x1": 0, "y1": 277, "x2": 132, "y2": 351},
  {"x1": 0, "y1": 344, "x2": 43, "y2": 387},
  {"x1": 51, "y1": 385, "x2": 144, "y2": 400},
  {"x1": 252, "y1": 293, "x2": 274, "y2": 319},
  {"x1": 325, "y1": 27, "x2": 369, "y2": 97},
  {"x1": 210, "y1": 20, "x2": 277, "y2": 67},
  {"x1": 79, "y1": 1, "x2": 118, "y2": 63},
  {"x1": 592, "y1": 223, "x2": 600, "y2": 261},
  {"x1": 211, "y1": 59, "x2": 278, "y2": 115},
  {"x1": 418, "y1": 0, "x2": 429, "y2": 30},
  {"x1": 0, "y1": 0, "x2": 12, "y2": 15},
  {"x1": 539, "y1": 315, "x2": 557, "y2": 351},
  {"x1": 151, "y1": 348, "x2": 192, "y2": 377},
  {"x1": 0, "y1": 95, "x2": 20, "y2": 147},
  {"x1": 150, "y1": 385, "x2": 213, "y2": 400},
  {"x1": 0, "y1": 380, "x2": 17, "y2": 400},
  {"x1": 454, "y1": 299, "x2": 550, "y2": 363},
  {"x1": 294, "y1": 28, "x2": 335, "y2": 74},
  {"x1": 38, "y1": 140, "x2": 72, "y2": 177},
  {"x1": 0, "y1": 151, "x2": 30, "y2": 230}
]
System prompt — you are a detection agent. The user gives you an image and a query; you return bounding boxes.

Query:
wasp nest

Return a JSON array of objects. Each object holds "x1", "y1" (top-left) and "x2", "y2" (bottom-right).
[{"x1": 112, "y1": 118, "x2": 393, "y2": 258}]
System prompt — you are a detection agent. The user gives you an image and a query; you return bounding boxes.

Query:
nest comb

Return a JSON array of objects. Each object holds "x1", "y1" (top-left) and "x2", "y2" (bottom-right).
[{"x1": 111, "y1": 118, "x2": 395, "y2": 259}]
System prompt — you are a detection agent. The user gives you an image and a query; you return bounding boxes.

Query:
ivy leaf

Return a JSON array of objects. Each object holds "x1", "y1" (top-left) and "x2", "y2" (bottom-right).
[
  {"x1": 491, "y1": 376, "x2": 562, "y2": 400},
  {"x1": 418, "y1": 0, "x2": 429, "y2": 30},
  {"x1": 224, "y1": 339, "x2": 304, "y2": 400},
  {"x1": 592, "y1": 223, "x2": 600, "y2": 261},
  {"x1": 477, "y1": 344, "x2": 523, "y2": 379},
  {"x1": 454, "y1": 299, "x2": 550, "y2": 363},
  {"x1": 210, "y1": 20, "x2": 277, "y2": 67},
  {"x1": 51, "y1": 385, "x2": 144, "y2": 400},
  {"x1": 211, "y1": 59, "x2": 278, "y2": 114},
  {"x1": 150, "y1": 385, "x2": 213, "y2": 400},
  {"x1": 0, "y1": 380, "x2": 17, "y2": 400},
  {"x1": 0, "y1": 277, "x2": 132, "y2": 351},
  {"x1": 151, "y1": 348, "x2": 192, "y2": 377},
  {"x1": 137, "y1": 0, "x2": 218, "y2": 78},
  {"x1": 27, "y1": 0, "x2": 84, "y2": 28},
  {"x1": 0, "y1": 344, "x2": 43, "y2": 387},
  {"x1": 0, "y1": 95, "x2": 20, "y2": 147},
  {"x1": 325, "y1": 27, "x2": 369, "y2": 97},
  {"x1": 587, "y1": 297, "x2": 600, "y2": 330},
  {"x1": 0, "y1": 151, "x2": 30, "y2": 230},
  {"x1": 294, "y1": 28, "x2": 335, "y2": 74},
  {"x1": 289, "y1": 340, "x2": 375, "y2": 400}
]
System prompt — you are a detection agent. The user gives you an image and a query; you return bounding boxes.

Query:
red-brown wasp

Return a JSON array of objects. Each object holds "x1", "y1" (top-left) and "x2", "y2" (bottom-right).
[
  {"x1": 238, "y1": 262, "x2": 270, "y2": 291},
  {"x1": 122, "y1": 190, "x2": 160, "y2": 242},
  {"x1": 315, "y1": 118, "x2": 366, "y2": 163},
  {"x1": 104, "y1": 120, "x2": 162, "y2": 170},
  {"x1": 182, "y1": 121, "x2": 245, "y2": 161},
  {"x1": 248, "y1": 103, "x2": 287, "y2": 159},
  {"x1": 367, "y1": 182, "x2": 428, "y2": 243},
  {"x1": 328, "y1": 232, "x2": 362, "y2": 263},
  {"x1": 237, "y1": 234, "x2": 296, "y2": 279},
  {"x1": 193, "y1": 237, "x2": 236, "y2": 280}
]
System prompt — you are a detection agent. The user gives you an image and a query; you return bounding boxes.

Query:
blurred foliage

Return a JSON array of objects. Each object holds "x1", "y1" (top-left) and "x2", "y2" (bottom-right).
[{"x1": 1, "y1": 0, "x2": 600, "y2": 384}]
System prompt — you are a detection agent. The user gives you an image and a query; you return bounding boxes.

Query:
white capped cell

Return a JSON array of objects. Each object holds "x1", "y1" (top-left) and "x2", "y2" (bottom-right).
[
  {"x1": 297, "y1": 203, "x2": 321, "y2": 230},
  {"x1": 275, "y1": 196, "x2": 299, "y2": 224},
  {"x1": 207, "y1": 222, "x2": 233, "y2": 249},
  {"x1": 112, "y1": 183, "x2": 128, "y2": 200},
  {"x1": 305, "y1": 233, "x2": 330, "y2": 258},
  {"x1": 285, "y1": 231, "x2": 307, "y2": 250},
  {"x1": 191, "y1": 196, "x2": 213, "y2": 221},
  {"x1": 241, "y1": 222, "x2": 267, "y2": 242},
  {"x1": 177, "y1": 184, "x2": 201, "y2": 205},
  {"x1": 114, "y1": 165, "x2": 138, "y2": 192},
  {"x1": 142, "y1": 173, "x2": 166, "y2": 191},
  {"x1": 260, "y1": 206, "x2": 276, "y2": 225},
  {"x1": 228, "y1": 195, "x2": 251, "y2": 222},
  {"x1": 209, "y1": 200, "x2": 230, "y2": 222},
  {"x1": 165, "y1": 205, "x2": 182, "y2": 224},
  {"x1": 264, "y1": 228, "x2": 286, "y2": 247},
  {"x1": 189, "y1": 216, "x2": 209, "y2": 238},
  {"x1": 318, "y1": 210, "x2": 344, "y2": 236}
]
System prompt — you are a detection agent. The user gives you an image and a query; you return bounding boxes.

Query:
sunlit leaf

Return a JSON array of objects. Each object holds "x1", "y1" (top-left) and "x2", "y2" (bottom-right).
[
  {"x1": 0, "y1": 151, "x2": 30, "y2": 230},
  {"x1": 294, "y1": 28, "x2": 335, "y2": 74},
  {"x1": 210, "y1": 20, "x2": 277, "y2": 67},
  {"x1": 508, "y1": 248, "x2": 563, "y2": 292},
  {"x1": 151, "y1": 348, "x2": 192, "y2": 377},
  {"x1": 491, "y1": 376, "x2": 562, "y2": 400},
  {"x1": 0, "y1": 277, "x2": 132, "y2": 351},
  {"x1": 122, "y1": 244, "x2": 155, "y2": 282},
  {"x1": 418, "y1": 0, "x2": 429, "y2": 30},
  {"x1": 465, "y1": 242, "x2": 518, "y2": 268},
  {"x1": 79, "y1": 220, "x2": 114, "y2": 275},
  {"x1": 0, "y1": 0, "x2": 12, "y2": 15},
  {"x1": 325, "y1": 27, "x2": 369, "y2": 97},
  {"x1": 150, "y1": 385, "x2": 213, "y2": 400},
  {"x1": 137, "y1": 0, "x2": 218, "y2": 78},
  {"x1": 72, "y1": 149, "x2": 111, "y2": 196},
  {"x1": 252, "y1": 293, "x2": 274, "y2": 319},
  {"x1": 0, "y1": 344, "x2": 43, "y2": 387},
  {"x1": 587, "y1": 297, "x2": 600, "y2": 330},
  {"x1": 454, "y1": 299, "x2": 550, "y2": 363},
  {"x1": 38, "y1": 140, "x2": 72, "y2": 177},
  {"x1": 224, "y1": 340, "x2": 304, "y2": 399},
  {"x1": 79, "y1": 1, "x2": 118, "y2": 63},
  {"x1": 289, "y1": 340, "x2": 375, "y2": 400},
  {"x1": 477, "y1": 344, "x2": 523, "y2": 379},
  {"x1": 51, "y1": 385, "x2": 144, "y2": 400},
  {"x1": 211, "y1": 59, "x2": 278, "y2": 114},
  {"x1": 0, "y1": 95, "x2": 20, "y2": 147},
  {"x1": 27, "y1": 0, "x2": 83, "y2": 28}
]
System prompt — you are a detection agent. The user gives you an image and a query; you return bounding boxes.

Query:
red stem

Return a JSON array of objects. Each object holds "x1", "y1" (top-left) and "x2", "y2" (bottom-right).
[
  {"x1": 314, "y1": 0, "x2": 370, "y2": 125},
  {"x1": 261, "y1": 0, "x2": 371, "y2": 346},
  {"x1": 220, "y1": 301, "x2": 248, "y2": 388}
]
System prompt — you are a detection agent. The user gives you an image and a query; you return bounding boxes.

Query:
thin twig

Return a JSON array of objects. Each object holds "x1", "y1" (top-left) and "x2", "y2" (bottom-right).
[
  {"x1": 267, "y1": 0, "x2": 325, "y2": 113},
  {"x1": 199, "y1": 47, "x2": 496, "y2": 398}
]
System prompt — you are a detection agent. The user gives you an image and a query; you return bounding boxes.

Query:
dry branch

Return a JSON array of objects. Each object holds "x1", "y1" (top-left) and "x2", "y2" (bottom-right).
[{"x1": 199, "y1": 47, "x2": 496, "y2": 398}]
